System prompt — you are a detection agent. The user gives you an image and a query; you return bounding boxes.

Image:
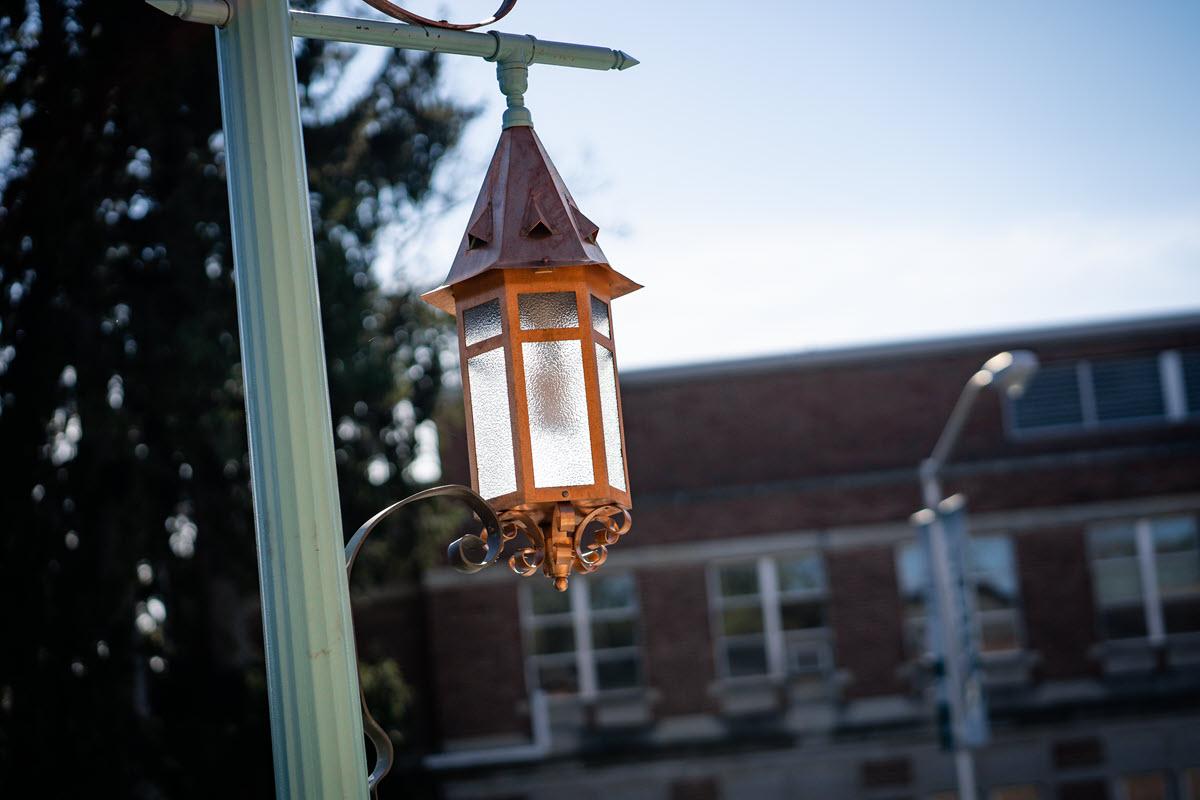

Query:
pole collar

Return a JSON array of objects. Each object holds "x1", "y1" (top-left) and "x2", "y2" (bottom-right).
[{"x1": 492, "y1": 38, "x2": 534, "y2": 128}]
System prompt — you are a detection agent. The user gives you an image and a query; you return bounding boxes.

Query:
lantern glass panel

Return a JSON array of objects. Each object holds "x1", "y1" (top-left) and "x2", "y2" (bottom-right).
[
  {"x1": 519, "y1": 291, "x2": 579, "y2": 330},
  {"x1": 522, "y1": 340, "x2": 594, "y2": 487},
  {"x1": 590, "y1": 295, "x2": 610, "y2": 337},
  {"x1": 463, "y1": 298, "x2": 503, "y2": 346},
  {"x1": 466, "y1": 348, "x2": 517, "y2": 499},
  {"x1": 595, "y1": 343, "x2": 626, "y2": 491}
]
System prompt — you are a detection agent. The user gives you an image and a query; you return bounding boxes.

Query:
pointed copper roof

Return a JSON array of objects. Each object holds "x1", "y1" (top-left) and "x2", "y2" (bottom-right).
[{"x1": 421, "y1": 126, "x2": 641, "y2": 314}]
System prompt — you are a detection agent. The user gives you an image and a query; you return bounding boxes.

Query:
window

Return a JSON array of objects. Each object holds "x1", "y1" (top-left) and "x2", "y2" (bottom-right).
[
  {"x1": 1116, "y1": 773, "x2": 1168, "y2": 800},
  {"x1": 1010, "y1": 349, "x2": 1199, "y2": 434},
  {"x1": 1092, "y1": 357, "x2": 1165, "y2": 422},
  {"x1": 710, "y1": 554, "x2": 832, "y2": 683},
  {"x1": 991, "y1": 787, "x2": 1039, "y2": 800},
  {"x1": 1088, "y1": 515, "x2": 1200, "y2": 642},
  {"x1": 1011, "y1": 362, "x2": 1085, "y2": 430},
  {"x1": 1183, "y1": 768, "x2": 1200, "y2": 800},
  {"x1": 1183, "y1": 350, "x2": 1200, "y2": 414},
  {"x1": 524, "y1": 572, "x2": 641, "y2": 697},
  {"x1": 897, "y1": 535, "x2": 1023, "y2": 656}
]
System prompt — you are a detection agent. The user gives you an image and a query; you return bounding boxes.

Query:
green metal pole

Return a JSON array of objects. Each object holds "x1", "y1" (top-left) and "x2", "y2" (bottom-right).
[{"x1": 215, "y1": 1, "x2": 368, "y2": 797}]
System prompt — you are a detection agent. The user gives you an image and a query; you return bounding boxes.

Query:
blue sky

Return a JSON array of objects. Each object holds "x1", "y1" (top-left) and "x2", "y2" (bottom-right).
[{"x1": 364, "y1": 0, "x2": 1200, "y2": 368}]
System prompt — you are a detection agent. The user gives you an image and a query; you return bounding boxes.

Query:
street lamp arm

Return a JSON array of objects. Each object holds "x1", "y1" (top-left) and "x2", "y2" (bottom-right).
[
  {"x1": 343, "y1": 484, "x2": 505, "y2": 796},
  {"x1": 922, "y1": 371, "x2": 989, "y2": 503}
]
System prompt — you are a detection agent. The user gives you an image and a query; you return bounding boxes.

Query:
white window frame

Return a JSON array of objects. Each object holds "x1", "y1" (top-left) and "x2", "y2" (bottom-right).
[
  {"x1": 1005, "y1": 348, "x2": 1196, "y2": 438},
  {"x1": 897, "y1": 534, "x2": 1026, "y2": 659},
  {"x1": 521, "y1": 573, "x2": 642, "y2": 700},
  {"x1": 708, "y1": 554, "x2": 832, "y2": 683},
  {"x1": 1087, "y1": 515, "x2": 1200, "y2": 646}
]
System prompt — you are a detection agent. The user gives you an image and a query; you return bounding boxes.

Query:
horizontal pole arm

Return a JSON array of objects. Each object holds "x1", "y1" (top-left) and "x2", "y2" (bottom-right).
[{"x1": 289, "y1": 10, "x2": 639, "y2": 70}]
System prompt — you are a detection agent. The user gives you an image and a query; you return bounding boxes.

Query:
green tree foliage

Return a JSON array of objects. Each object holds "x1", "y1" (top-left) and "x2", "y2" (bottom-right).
[{"x1": 0, "y1": 2, "x2": 470, "y2": 795}]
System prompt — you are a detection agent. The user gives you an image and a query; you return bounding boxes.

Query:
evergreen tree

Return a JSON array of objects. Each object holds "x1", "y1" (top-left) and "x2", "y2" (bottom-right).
[{"x1": 0, "y1": 2, "x2": 469, "y2": 795}]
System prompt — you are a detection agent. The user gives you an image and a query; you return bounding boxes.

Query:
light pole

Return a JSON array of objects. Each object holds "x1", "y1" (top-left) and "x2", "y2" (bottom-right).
[
  {"x1": 918, "y1": 350, "x2": 1038, "y2": 800},
  {"x1": 147, "y1": 1, "x2": 640, "y2": 797}
]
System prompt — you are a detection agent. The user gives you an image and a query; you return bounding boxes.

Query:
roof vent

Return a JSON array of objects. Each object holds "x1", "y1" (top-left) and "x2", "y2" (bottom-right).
[
  {"x1": 466, "y1": 202, "x2": 493, "y2": 251},
  {"x1": 521, "y1": 194, "x2": 556, "y2": 240},
  {"x1": 572, "y1": 205, "x2": 600, "y2": 245}
]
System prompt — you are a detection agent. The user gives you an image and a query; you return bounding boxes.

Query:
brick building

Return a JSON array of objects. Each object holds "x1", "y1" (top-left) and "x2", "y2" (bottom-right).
[{"x1": 384, "y1": 311, "x2": 1200, "y2": 800}]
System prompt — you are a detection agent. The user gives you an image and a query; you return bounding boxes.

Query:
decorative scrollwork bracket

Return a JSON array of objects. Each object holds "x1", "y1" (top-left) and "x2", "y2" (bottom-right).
[
  {"x1": 344, "y1": 484, "x2": 504, "y2": 796},
  {"x1": 358, "y1": 0, "x2": 517, "y2": 30},
  {"x1": 344, "y1": 486, "x2": 632, "y2": 794}
]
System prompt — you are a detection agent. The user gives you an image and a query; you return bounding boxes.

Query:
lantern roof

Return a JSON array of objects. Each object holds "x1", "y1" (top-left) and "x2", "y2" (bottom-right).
[{"x1": 421, "y1": 126, "x2": 641, "y2": 314}]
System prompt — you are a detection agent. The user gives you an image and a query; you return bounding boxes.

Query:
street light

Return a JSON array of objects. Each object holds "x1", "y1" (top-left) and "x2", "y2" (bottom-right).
[
  {"x1": 917, "y1": 350, "x2": 1039, "y2": 800},
  {"x1": 422, "y1": 117, "x2": 640, "y2": 593},
  {"x1": 147, "y1": 1, "x2": 641, "y2": 797},
  {"x1": 921, "y1": 349, "x2": 1040, "y2": 501}
]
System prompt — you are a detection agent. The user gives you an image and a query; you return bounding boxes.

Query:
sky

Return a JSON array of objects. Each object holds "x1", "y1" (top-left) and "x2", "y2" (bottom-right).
[{"x1": 357, "y1": 0, "x2": 1200, "y2": 369}]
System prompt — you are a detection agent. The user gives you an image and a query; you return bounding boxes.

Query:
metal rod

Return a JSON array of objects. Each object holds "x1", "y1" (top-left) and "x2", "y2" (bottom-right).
[
  {"x1": 215, "y1": 0, "x2": 368, "y2": 796},
  {"x1": 919, "y1": 369, "x2": 992, "y2": 800},
  {"x1": 920, "y1": 487, "x2": 979, "y2": 800},
  {"x1": 288, "y1": 10, "x2": 639, "y2": 71},
  {"x1": 924, "y1": 372, "x2": 988, "y2": 480}
]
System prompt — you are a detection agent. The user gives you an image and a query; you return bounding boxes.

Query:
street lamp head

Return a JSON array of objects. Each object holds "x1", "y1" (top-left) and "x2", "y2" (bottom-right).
[
  {"x1": 977, "y1": 350, "x2": 1039, "y2": 399},
  {"x1": 422, "y1": 125, "x2": 640, "y2": 591}
]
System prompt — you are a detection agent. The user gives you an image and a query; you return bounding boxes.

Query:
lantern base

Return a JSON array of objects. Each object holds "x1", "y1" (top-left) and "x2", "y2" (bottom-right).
[{"x1": 495, "y1": 501, "x2": 632, "y2": 591}]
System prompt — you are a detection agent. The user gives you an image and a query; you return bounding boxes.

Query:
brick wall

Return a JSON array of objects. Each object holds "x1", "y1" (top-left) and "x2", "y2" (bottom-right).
[
  {"x1": 423, "y1": 318, "x2": 1200, "y2": 729},
  {"x1": 426, "y1": 582, "x2": 526, "y2": 742},
  {"x1": 350, "y1": 590, "x2": 435, "y2": 748},
  {"x1": 826, "y1": 545, "x2": 908, "y2": 698},
  {"x1": 623, "y1": 451, "x2": 1200, "y2": 549},
  {"x1": 1017, "y1": 527, "x2": 1099, "y2": 680},
  {"x1": 621, "y1": 327, "x2": 1200, "y2": 502},
  {"x1": 637, "y1": 564, "x2": 717, "y2": 716}
]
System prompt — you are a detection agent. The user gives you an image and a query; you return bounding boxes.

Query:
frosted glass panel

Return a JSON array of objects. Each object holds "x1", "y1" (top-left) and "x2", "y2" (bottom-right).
[
  {"x1": 595, "y1": 344, "x2": 626, "y2": 491},
  {"x1": 590, "y1": 295, "x2": 610, "y2": 337},
  {"x1": 523, "y1": 340, "x2": 594, "y2": 487},
  {"x1": 467, "y1": 348, "x2": 517, "y2": 498},
  {"x1": 463, "y1": 299, "x2": 502, "y2": 346},
  {"x1": 519, "y1": 292, "x2": 578, "y2": 330}
]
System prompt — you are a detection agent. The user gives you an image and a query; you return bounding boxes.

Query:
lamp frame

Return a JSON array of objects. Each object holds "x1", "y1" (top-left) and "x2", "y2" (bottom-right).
[{"x1": 454, "y1": 265, "x2": 632, "y2": 516}]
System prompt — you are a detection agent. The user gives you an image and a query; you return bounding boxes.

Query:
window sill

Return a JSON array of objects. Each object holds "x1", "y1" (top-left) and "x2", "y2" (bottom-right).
[
  {"x1": 980, "y1": 649, "x2": 1039, "y2": 687},
  {"x1": 1091, "y1": 633, "x2": 1200, "y2": 676},
  {"x1": 589, "y1": 687, "x2": 658, "y2": 728},
  {"x1": 1090, "y1": 638, "x2": 1158, "y2": 676},
  {"x1": 900, "y1": 650, "x2": 1037, "y2": 694},
  {"x1": 521, "y1": 688, "x2": 659, "y2": 729},
  {"x1": 709, "y1": 674, "x2": 838, "y2": 716}
]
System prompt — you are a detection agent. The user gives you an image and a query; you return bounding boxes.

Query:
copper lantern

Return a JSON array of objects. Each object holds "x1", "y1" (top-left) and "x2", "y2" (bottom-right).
[{"x1": 423, "y1": 126, "x2": 641, "y2": 591}]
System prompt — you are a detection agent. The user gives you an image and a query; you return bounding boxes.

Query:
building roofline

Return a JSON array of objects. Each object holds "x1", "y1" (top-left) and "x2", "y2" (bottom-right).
[{"x1": 622, "y1": 309, "x2": 1200, "y2": 386}]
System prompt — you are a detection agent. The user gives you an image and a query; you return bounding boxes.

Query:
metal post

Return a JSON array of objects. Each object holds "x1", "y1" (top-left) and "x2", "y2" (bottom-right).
[
  {"x1": 921, "y1": 470, "x2": 979, "y2": 800},
  {"x1": 216, "y1": 1, "x2": 368, "y2": 796}
]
